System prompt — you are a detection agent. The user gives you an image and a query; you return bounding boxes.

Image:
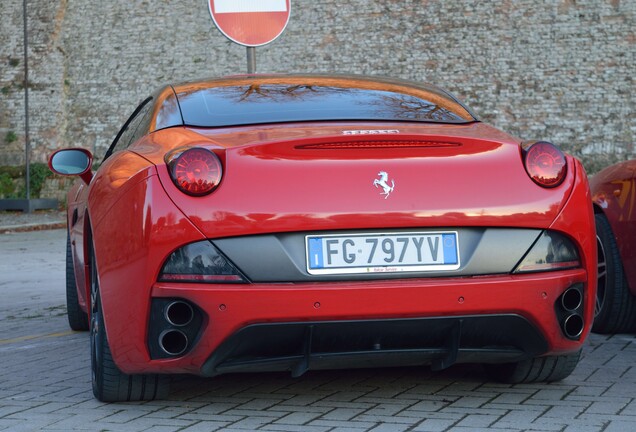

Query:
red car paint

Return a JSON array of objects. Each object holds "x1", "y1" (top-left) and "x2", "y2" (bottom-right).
[
  {"x1": 72, "y1": 122, "x2": 595, "y2": 373},
  {"x1": 51, "y1": 75, "x2": 596, "y2": 398}
]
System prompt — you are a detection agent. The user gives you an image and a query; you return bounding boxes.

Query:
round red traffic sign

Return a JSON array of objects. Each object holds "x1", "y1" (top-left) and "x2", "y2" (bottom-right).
[{"x1": 208, "y1": 0, "x2": 291, "y2": 47}]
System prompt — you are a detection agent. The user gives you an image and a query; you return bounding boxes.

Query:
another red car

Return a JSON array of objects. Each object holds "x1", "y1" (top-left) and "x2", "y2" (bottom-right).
[
  {"x1": 49, "y1": 75, "x2": 596, "y2": 402},
  {"x1": 591, "y1": 159, "x2": 636, "y2": 333}
]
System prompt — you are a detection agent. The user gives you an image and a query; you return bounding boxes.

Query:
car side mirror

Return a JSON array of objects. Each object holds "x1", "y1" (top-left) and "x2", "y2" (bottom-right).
[{"x1": 48, "y1": 148, "x2": 94, "y2": 185}]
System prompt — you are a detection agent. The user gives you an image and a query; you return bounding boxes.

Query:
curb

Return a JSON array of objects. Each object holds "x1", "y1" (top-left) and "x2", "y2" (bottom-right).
[{"x1": 0, "y1": 222, "x2": 66, "y2": 234}]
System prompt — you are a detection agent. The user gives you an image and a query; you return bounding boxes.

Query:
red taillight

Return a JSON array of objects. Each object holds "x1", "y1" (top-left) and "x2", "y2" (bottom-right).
[
  {"x1": 523, "y1": 141, "x2": 567, "y2": 188},
  {"x1": 167, "y1": 148, "x2": 222, "y2": 196}
]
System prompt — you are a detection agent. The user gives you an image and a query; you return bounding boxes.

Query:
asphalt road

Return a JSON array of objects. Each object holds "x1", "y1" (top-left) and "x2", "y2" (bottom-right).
[{"x1": 1, "y1": 229, "x2": 635, "y2": 431}]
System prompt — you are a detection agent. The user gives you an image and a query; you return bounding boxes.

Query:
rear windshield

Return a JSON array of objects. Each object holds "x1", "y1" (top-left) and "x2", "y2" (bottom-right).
[{"x1": 176, "y1": 84, "x2": 476, "y2": 128}]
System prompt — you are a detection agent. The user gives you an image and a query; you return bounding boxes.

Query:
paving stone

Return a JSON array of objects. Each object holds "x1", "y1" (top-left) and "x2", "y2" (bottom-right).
[
  {"x1": 329, "y1": 428, "x2": 376, "y2": 432},
  {"x1": 274, "y1": 411, "x2": 324, "y2": 425},
  {"x1": 542, "y1": 404, "x2": 589, "y2": 419},
  {"x1": 367, "y1": 423, "x2": 412, "y2": 432},
  {"x1": 0, "y1": 419, "x2": 22, "y2": 431},
  {"x1": 259, "y1": 424, "x2": 331, "y2": 432},
  {"x1": 603, "y1": 420, "x2": 636, "y2": 432},
  {"x1": 219, "y1": 409, "x2": 290, "y2": 418},
  {"x1": 309, "y1": 419, "x2": 378, "y2": 430},
  {"x1": 179, "y1": 423, "x2": 229, "y2": 432},
  {"x1": 584, "y1": 400, "x2": 630, "y2": 415},
  {"x1": 319, "y1": 407, "x2": 366, "y2": 421},
  {"x1": 401, "y1": 398, "x2": 451, "y2": 413},
  {"x1": 441, "y1": 395, "x2": 490, "y2": 409},
  {"x1": 493, "y1": 408, "x2": 545, "y2": 425},
  {"x1": 175, "y1": 413, "x2": 245, "y2": 424},
  {"x1": 411, "y1": 418, "x2": 458, "y2": 431},
  {"x1": 562, "y1": 426, "x2": 606, "y2": 432},
  {"x1": 224, "y1": 416, "x2": 275, "y2": 429}
]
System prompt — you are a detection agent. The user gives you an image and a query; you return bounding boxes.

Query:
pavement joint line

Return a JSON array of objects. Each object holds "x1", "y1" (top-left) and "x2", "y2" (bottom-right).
[{"x1": 0, "y1": 330, "x2": 77, "y2": 345}]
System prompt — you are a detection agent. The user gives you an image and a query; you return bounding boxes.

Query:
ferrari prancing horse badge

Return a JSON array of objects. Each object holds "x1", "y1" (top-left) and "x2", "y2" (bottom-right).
[{"x1": 373, "y1": 171, "x2": 395, "y2": 199}]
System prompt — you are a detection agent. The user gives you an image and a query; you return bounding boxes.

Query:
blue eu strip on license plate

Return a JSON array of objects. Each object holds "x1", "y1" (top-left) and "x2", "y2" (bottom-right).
[{"x1": 306, "y1": 231, "x2": 460, "y2": 275}]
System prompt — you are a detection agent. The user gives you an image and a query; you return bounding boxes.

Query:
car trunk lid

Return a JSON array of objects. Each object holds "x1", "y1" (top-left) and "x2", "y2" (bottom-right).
[{"x1": 145, "y1": 123, "x2": 575, "y2": 239}]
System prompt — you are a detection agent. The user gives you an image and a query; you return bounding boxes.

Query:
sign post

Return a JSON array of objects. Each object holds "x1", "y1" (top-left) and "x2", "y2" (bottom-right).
[
  {"x1": 247, "y1": 47, "x2": 256, "y2": 74},
  {"x1": 208, "y1": 0, "x2": 291, "y2": 73}
]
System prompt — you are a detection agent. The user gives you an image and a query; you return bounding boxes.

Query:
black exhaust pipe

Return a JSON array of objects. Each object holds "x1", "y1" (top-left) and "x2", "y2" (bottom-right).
[
  {"x1": 555, "y1": 284, "x2": 585, "y2": 340},
  {"x1": 148, "y1": 298, "x2": 203, "y2": 359}
]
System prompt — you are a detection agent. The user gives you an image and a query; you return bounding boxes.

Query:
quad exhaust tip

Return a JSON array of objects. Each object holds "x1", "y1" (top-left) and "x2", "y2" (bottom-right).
[
  {"x1": 149, "y1": 298, "x2": 202, "y2": 360},
  {"x1": 161, "y1": 301, "x2": 194, "y2": 355},
  {"x1": 556, "y1": 285, "x2": 585, "y2": 340}
]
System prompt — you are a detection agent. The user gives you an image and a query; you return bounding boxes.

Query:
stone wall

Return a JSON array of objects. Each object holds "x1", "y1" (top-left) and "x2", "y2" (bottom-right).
[
  {"x1": 39, "y1": 176, "x2": 73, "y2": 203},
  {"x1": 0, "y1": 175, "x2": 72, "y2": 203},
  {"x1": 1, "y1": 0, "x2": 634, "y2": 182}
]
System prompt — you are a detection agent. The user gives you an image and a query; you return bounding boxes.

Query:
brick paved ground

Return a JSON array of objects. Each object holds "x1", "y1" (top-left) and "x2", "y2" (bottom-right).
[{"x1": 1, "y1": 229, "x2": 635, "y2": 431}]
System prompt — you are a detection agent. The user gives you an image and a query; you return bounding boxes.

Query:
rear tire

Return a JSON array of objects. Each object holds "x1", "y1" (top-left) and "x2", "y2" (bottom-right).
[
  {"x1": 593, "y1": 213, "x2": 636, "y2": 333},
  {"x1": 89, "y1": 242, "x2": 169, "y2": 402},
  {"x1": 66, "y1": 232, "x2": 89, "y2": 331},
  {"x1": 485, "y1": 350, "x2": 581, "y2": 383}
]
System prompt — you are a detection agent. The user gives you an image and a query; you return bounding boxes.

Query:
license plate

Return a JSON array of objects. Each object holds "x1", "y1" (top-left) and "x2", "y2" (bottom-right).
[{"x1": 306, "y1": 231, "x2": 460, "y2": 275}]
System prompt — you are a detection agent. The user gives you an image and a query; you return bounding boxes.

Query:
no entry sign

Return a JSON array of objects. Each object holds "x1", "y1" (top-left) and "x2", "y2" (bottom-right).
[{"x1": 209, "y1": 0, "x2": 292, "y2": 47}]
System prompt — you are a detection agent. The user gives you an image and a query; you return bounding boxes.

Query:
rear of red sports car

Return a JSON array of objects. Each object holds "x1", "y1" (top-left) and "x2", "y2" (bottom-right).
[{"x1": 52, "y1": 75, "x2": 596, "y2": 401}]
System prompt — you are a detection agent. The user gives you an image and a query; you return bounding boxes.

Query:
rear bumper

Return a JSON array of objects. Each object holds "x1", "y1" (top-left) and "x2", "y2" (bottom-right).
[
  {"x1": 129, "y1": 268, "x2": 590, "y2": 376},
  {"x1": 201, "y1": 314, "x2": 548, "y2": 377}
]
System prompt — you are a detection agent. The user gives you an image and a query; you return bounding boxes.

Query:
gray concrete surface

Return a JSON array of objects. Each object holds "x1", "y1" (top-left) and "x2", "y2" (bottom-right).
[{"x1": 1, "y1": 229, "x2": 635, "y2": 431}]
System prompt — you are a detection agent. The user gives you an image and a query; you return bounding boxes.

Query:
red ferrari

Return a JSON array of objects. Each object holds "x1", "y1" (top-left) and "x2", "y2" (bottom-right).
[
  {"x1": 49, "y1": 75, "x2": 596, "y2": 402},
  {"x1": 591, "y1": 159, "x2": 636, "y2": 333}
]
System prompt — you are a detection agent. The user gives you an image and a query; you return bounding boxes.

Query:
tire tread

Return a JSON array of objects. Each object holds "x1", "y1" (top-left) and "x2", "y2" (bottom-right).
[
  {"x1": 65, "y1": 233, "x2": 89, "y2": 331},
  {"x1": 485, "y1": 350, "x2": 581, "y2": 384}
]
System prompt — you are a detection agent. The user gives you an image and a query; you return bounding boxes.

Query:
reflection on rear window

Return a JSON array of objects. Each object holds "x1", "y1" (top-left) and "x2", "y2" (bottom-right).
[{"x1": 177, "y1": 84, "x2": 475, "y2": 128}]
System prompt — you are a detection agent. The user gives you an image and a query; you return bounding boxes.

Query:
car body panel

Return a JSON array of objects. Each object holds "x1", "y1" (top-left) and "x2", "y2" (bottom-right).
[
  {"x1": 590, "y1": 159, "x2": 636, "y2": 294},
  {"x1": 151, "y1": 270, "x2": 586, "y2": 376},
  {"x1": 136, "y1": 123, "x2": 575, "y2": 240},
  {"x1": 66, "y1": 181, "x2": 90, "y2": 311},
  {"x1": 58, "y1": 74, "x2": 596, "y2": 379},
  {"x1": 87, "y1": 147, "x2": 594, "y2": 375}
]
